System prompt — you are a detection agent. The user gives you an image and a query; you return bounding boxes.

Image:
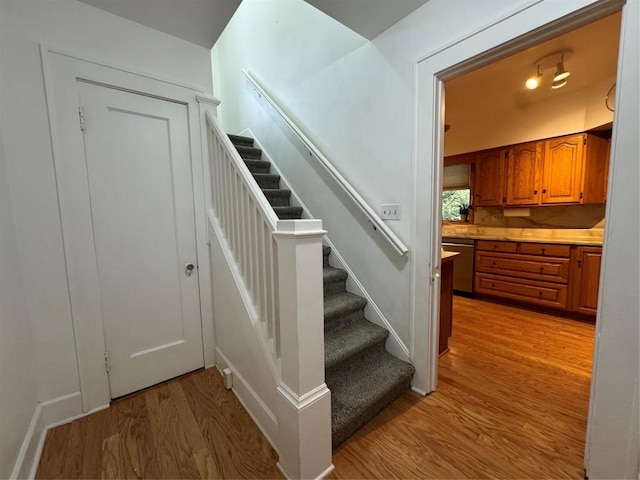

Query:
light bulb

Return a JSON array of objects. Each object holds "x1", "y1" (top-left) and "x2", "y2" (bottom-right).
[{"x1": 525, "y1": 76, "x2": 540, "y2": 90}]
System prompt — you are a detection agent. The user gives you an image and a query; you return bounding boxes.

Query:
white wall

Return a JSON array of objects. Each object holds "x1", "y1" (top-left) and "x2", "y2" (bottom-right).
[
  {"x1": 0, "y1": 138, "x2": 38, "y2": 479},
  {"x1": 211, "y1": 0, "x2": 539, "y2": 349},
  {"x1": 0, "y1": 0, "x2": 213, "y2": 462}
]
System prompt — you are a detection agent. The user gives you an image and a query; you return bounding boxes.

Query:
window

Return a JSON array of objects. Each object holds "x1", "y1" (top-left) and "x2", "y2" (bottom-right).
[
  {"x1": 442, "y1": 163, "x2": 471, "y2": 221},
  {"x1": 442, "y1": 189, "x2": 470, "y2": 221}
]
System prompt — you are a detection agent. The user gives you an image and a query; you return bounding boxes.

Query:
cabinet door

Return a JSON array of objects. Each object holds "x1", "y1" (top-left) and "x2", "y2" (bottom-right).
[
  {"x1": 571, "y1": 246, "x2": 602, "y2": 315},
  {"x1": 506, "y1": 141, "x2": 543, "y2": 206},
  {"x1": 474, "y1": 148, "x2": 505, "y2": 206},
  {"x1": 542, "y1": 134, "x2": 584, "y2": 204}
]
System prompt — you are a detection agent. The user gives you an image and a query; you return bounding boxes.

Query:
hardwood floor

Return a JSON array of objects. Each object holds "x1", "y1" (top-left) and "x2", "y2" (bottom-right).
[
  {"x1": 329, "y1": 296, "x2": 595, "y2": 479},
  {"x1": 36, "y1": 368, "x2": 282, "y2": 479},
  {"x1": 37, "y1": 297, "x2": 594, "y2": 479}
]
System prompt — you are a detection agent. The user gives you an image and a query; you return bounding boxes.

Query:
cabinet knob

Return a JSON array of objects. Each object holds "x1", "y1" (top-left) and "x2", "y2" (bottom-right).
[
  {"x1": 577, "y1": 259, "x2": 582, "y2": 267},
  {"x1": 541, "y1": 248, "x2": 546, "y2": 254},
  {"x1": 542, "y1": 189, "x2": 547, "y2": 194},
  {"x1": 534, "y1": 190, "x2": 538, "y2": 194},
  {"x1": 539, "y1": 267, "x2": 544, "y2": 273}
]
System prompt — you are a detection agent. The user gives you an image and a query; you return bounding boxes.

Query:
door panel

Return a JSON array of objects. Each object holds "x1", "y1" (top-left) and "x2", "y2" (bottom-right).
[
  {"x1": 474, "y1": 148, "x2": 505, "y2": 207},
  {"x1": 542, "y1": 134, "x2": 584, "y2": 204},
  {"x1": 506, "y1": 142, "x2": 542, "y2": 206},
  {"x1": 79, "y1": 82, "x2": 203, "y2": 398}
]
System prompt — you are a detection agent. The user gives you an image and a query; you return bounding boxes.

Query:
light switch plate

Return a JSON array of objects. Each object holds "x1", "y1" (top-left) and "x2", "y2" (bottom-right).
[{"x1": 381, "y1": 204, "x2": 400, "y2": 220}]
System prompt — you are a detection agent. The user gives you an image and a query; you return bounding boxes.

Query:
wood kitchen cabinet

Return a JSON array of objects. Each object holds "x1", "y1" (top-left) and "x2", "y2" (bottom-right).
[
  {"x1": 505, "y1": 141, "x2": 543, "y2": 206},
  {"x1": 570, "y1": 246, "x2": 602, "y2": 315},
  {"x1": 475, "y1": 241, "x2": 602, "y2": 317},
  {"x1": 472, "y1": 132, "x2": 609, "y2": 208},
  {"x1": 474, "y1": 148, "x2": 505, "y2": 207}
]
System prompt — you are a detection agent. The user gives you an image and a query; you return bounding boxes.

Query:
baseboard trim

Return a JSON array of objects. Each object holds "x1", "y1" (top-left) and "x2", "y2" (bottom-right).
[
  {"x1": 214, "y1": 347, "x2": 278, "y2": 453},
  {"x1": 11, "y1": 392, "x2": 108, "y2": 479},
  {"x1": 277, "y1": 461, "x2": 335, "y2": 480}
]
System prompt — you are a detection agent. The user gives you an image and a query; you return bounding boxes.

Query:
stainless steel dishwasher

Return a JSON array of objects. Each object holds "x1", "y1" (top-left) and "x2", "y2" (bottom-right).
[{"x1": 441, "y1": 237, "x2": 475, "y2": 295}]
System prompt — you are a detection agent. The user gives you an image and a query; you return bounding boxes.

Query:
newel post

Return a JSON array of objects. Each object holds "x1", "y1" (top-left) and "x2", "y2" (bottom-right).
[{"x1": 273, "y1": 219, "x2": 333, "y2": 480}]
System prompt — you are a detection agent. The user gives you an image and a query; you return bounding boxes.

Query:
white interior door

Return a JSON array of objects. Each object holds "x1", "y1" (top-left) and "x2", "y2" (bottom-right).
[{"x1": 78, "y1": 81, "x2": 203, "y2": 398}]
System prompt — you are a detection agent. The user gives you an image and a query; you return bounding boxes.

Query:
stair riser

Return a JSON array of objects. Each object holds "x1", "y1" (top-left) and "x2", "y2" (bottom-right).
[
  {"x1": 331, "y1": 374, "x2": 412, "y2": 450},
  {"x1": 264, "y1": 193, "x2": 292, "y2": 207},
  {"x1": 325, "y1": 309, "x2": 367, "y2": 331},
  {"x1": 236, "y1": 145, "x2": 262, "y2": 160},
  {"x1": 245, "y1": 161, "x2": 270, "y2": 174},
  {"x1": 254, "y1": 176, "x2": 280, "y2": 189},
  {"x1": 228, "y1": 134, "x2": 254, "y2": 147},
  {"x1": 276, "y1": 211, "x2": 302, "y2": 220},
  {"x1": 325, "y1": 338, "x2": 387, "y2": 376},
  {"x1": 324, "y1": 280, "x2": 347, "y2": 297}
]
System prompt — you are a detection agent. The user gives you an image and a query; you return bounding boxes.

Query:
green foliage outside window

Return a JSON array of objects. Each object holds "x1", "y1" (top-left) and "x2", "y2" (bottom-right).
[{"x1": 442, "y1": 189, "x2": 470, "y2": 221}]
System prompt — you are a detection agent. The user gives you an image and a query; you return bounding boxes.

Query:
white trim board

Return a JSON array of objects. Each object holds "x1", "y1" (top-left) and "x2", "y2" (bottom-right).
[
  {"x1": 239, "y1": 128, "x2": 410, "y2": 363},
  {"x1": 40, "y1": 45, "x2": 215, "y2": 412},
  {"x1": 10, "y1": 392, "x2": 104, "y2": 479},
  {"x1": 214, "y1": 348, "x2": 278, "y2": 452}
]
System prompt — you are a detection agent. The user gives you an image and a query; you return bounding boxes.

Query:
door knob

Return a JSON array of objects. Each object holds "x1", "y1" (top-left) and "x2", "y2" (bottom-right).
[{"x1": 185, "y1": 263, "x2": 195, "y2": 277}]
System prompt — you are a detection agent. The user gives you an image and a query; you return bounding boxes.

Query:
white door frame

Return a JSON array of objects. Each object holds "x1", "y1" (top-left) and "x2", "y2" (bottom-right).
[
  {"x1": 41, "y1": 45, "x2": 218, "y2": 412},
  {"x1": 411, "y1": 0, "x2": 638, "y2": 475},
  {"x1": 410, "y1": 0, "x2": 623, "y2": 393}
]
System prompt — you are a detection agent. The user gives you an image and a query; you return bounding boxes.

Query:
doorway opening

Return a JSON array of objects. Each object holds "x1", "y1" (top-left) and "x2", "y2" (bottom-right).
[{"x1": 432, "y1": 8, "x2": 622, "y2": 479}]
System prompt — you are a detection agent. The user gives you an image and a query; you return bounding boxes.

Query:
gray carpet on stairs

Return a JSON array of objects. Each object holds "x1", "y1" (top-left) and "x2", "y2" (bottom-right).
[{"x1": 228, "y1": 133, "x2": 415, "y2": 450}]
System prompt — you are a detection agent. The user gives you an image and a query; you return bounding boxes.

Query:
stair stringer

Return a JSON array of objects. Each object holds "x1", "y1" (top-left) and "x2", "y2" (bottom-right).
[
  {"x1": 239, "y1": 128, "x2": 411, "y2": 364},
  {"x1": 207, "y1": 210, "x2": 279, "y2": 449}
]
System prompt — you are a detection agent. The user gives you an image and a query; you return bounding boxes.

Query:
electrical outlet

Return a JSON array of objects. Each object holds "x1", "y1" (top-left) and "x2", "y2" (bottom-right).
[{"x1": 381, "y1": 204, "x2": 400, "y2": 220}]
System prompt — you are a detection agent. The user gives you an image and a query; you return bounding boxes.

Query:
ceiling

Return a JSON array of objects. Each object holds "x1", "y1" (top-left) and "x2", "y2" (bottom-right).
[
  {"x1": 445, "y1": 12, "x2": 621, "y2": 127},
  {"x1": 78, "y1": 0, "x2": 429, "y2": 47},
  {"x1": 78, "y1": 0, "x2": 241, "y2": 48},
  {"x1": 305, "y1": 0, "x2": 429, "y2": 40}
]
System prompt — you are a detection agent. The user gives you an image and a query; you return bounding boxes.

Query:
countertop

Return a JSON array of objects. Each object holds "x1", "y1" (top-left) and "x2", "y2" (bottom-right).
[
  {"x1": 441, "y1": 225, "x2": 603, "y2": 246},
  {"x1": 441, "y1": 251, "x2": 461, "y2": 262}
]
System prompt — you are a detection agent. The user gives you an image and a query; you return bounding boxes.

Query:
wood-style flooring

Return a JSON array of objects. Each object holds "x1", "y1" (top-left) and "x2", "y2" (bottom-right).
[
  {"x1": 36, "y1": 368, "x2": 282, "y2": 479},
  {"x1": 37, "y1": 296, "x2": 594, "y2": 479},
  {"x1": 329, "y1": 297, "x2": 595, "y2": 479}
]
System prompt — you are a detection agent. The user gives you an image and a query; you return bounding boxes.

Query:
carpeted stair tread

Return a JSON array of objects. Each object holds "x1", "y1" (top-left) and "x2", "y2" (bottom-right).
[
  {"x1": 235, "y1": 145, "x2": 262, "y2": 160},
  {"x1": 324, "y1": 292, "x2": 367, "y2": 322},
  {"x1": 244, "y1": 159, "x2": 271, "y2": 174},
  {"x1": 263, "y1": 189, "x2": 292, "y2": 206},
  {"x1": 228, "y1": 134, "x2": 254, "y2": 147},
  {"x1": 325, "y1": 317, "x2": 388, "y2": 371},
  {"x1": 327, "y1": 350, "x2": 415, "y2": 449},
  {"x1": 273, "y1": 206, "x2": 303, "y2": 219},
  {"x1": 253, "y1": 173, "x2": 280, "y2": 189}
]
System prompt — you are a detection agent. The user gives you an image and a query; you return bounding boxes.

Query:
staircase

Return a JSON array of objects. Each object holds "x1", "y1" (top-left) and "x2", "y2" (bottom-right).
[{"x1": 228, "y1": 133, "x2": 415, "y2": 449}]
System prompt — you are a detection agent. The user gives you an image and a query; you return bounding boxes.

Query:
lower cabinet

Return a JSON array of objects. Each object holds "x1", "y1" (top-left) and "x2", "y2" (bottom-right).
[
  {"x1": 475, "y1": 240, "x2": 602, "y2": 316},
  {"x1": 569, "y1": 246, "x2": 603, "y2": 315}
]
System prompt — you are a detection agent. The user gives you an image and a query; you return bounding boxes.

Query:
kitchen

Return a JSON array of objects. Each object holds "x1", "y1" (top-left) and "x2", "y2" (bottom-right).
[{"x1": 433, "y1": 11, "x2": 621, "y2": 475}]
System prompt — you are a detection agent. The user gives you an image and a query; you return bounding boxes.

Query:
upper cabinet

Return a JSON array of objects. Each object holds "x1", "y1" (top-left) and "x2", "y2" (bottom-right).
[
  {"x1": 472, "y1": 132, "x2": 610, "y2": 207},
  {"x1": 506, "y1": 141, "x2": 543, "y2": 206},
  {"x1": 474, "y1": 148, "x2": 506, "y2": 207}
]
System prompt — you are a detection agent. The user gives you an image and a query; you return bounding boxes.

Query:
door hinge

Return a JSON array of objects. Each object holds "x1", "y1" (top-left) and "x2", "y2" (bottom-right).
[
  {"x1": 104, "y1": 351, "x2": 110, "y2": 372},
  {"x1": 78, "y1": 106, "x2": 86, "y2": 131}
]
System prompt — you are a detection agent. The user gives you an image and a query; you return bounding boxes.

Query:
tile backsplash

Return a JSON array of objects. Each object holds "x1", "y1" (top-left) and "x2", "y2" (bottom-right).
[{"x1": 474, "y1": 205, "x2": 606, "y2": 229}]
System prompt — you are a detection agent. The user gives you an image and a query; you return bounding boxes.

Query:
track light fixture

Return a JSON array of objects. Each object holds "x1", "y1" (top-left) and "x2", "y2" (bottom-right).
[{"x1": 525, "y1": 51, "x2": 572, "y2": 91}]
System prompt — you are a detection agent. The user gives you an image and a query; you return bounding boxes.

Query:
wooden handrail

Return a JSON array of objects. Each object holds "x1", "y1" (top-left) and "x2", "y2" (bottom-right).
[{"x1": 241, "y1": 70, "x2": 409, "y2": 256}]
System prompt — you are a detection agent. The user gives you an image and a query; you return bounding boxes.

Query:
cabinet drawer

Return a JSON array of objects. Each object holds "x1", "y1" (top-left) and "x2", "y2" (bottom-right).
[
  {"x1": 475, "y1": 252, "x2": 570, "y2": 284},
  {"x1": 476, "y1": 240, "x2": 517, "y2": 253},
  {"x1": 476, "y1": 273, "x2": 568, "y2": 309},
  {"x1": 519, "y1": 243, "x2": 571, "y2": 258}
]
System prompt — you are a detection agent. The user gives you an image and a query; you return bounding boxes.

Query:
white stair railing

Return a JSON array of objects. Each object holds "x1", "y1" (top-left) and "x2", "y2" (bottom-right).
[{"x1": 204, "y1": 111, "x2": 333, "y2": 479}]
